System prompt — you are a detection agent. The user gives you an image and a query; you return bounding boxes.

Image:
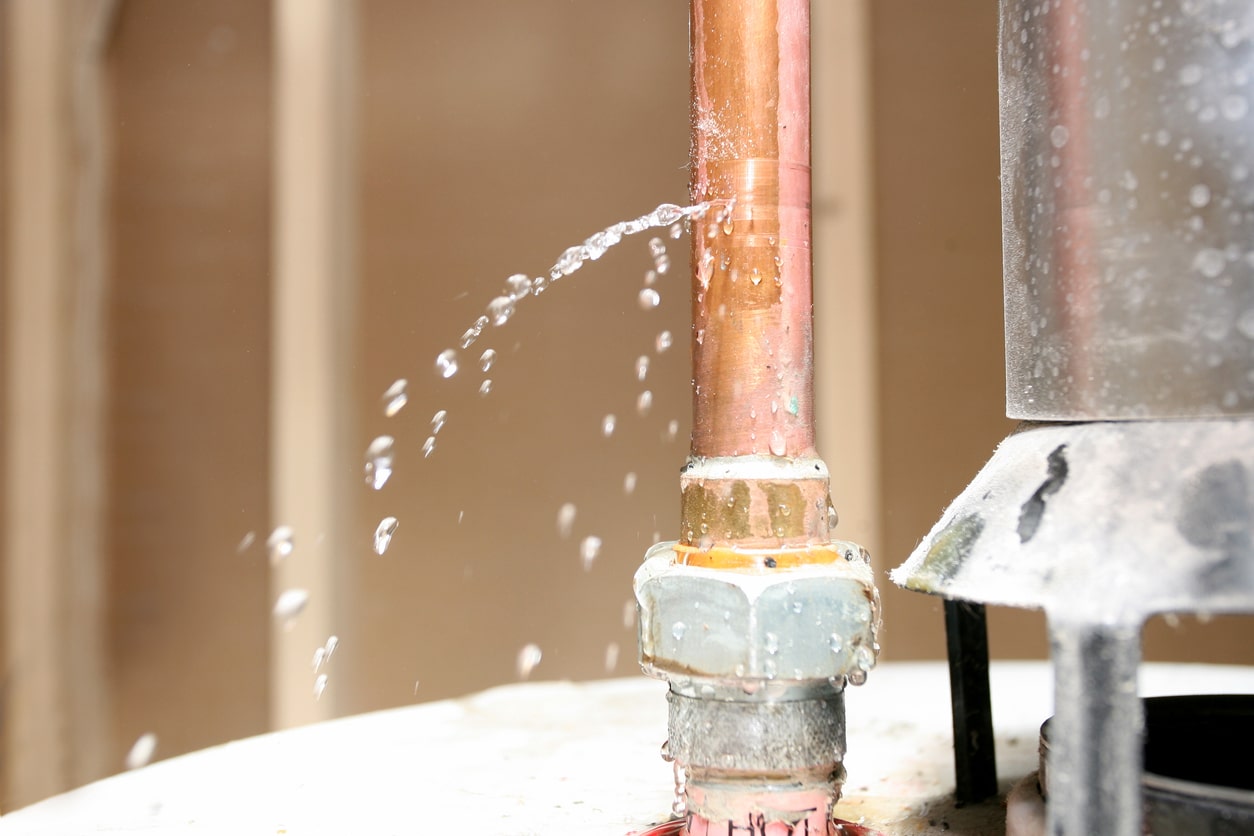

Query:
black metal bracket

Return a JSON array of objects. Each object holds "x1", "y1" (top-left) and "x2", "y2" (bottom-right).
[{"x1": 944, "y1": 599, "x2": 998, "y2": 805}]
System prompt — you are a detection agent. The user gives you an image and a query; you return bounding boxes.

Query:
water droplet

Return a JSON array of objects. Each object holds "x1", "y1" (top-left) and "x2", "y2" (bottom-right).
[
  {"x1": 273, "y1": 588, "x2": 309, "y2": 623},
  {"x1": 604, "y1": 642, "x2": 620, "y2": 672},
  {"x1": 580, "y1": 535, "x2": 602, "y2": 570},
  {"x1": 655, "y1": 330, "x2": 673, "y2": 352},
  {"x1": 552, "y1": 245, "x2": 585, "y2": 278},
  {"x1": 365, "y1": 435, "x2": 395, "y2": 490},
  {"x1": 636, "y1": 390, "x2": 653, "y2": 416},
  {"x1": 648, "y1": 237, "x2": 666, "y2": 258},
  {"x1": 856, "y1": 644, "x2": 875, "y2": 672},
  {"x1": 638, "y1": 288, "x2": 661, "y2": 309},
  {"x1": 671, "y1": 621, "x2": 688, "y2": 640},
  {"x1": 422, "y1": 435, "x2": 436, "y2": 458},
  {"x1": 1194, "y1": 247, "x2": 1226, "y2": 278},
  {"x1": 431, "y1": 409, "x2": 447, "y2": 434},
  {"x1": 312, "y1": 646, "x2": 326, "y2": 672},
  {"x1": 552, "y1": 505, "x2": 580, "y2": 543},
  {"x1": 666, "y1": 419, "x2": 680, "y2": 441},
  {"x1": 1190, "y1": 183, "x2": 1212, "y2": 208},
  {"x1": 623, "y1": 472, "x2": 637, "y2": 495},
  {"x1": 236, "y1": 531, "x2": 256, "y2": 553},
  {"x1": 125, "y1": 733, "x2": 158, "y2": 770},
  {"x1": 769, "y1": 430, "x2": 786, "y2": 456},
  {"x1": 697, "y1": 251, "x2": 715, "y2": 290},
  {"x1": 505, "y1": 273, "x2": 531, "y2": 300},
  {"x1": 479, "y1": 348, "x2": 497, "y2": 372},
  {"x1": 671, "y1": 761, "x2": 688, "y2": 818},
  {"x1": 266, "y1": 526, "x2": 295, "y2": 563},
  {"x1": 765, "y1": 632, "x2": 780, "y2": 654},
  {"x1": 848, "y1": 668, "x2": 867, "y2": 687},
  {"x1": 487, "y1": 296, "x2": 515, "y2": 327},
  {"x1": 313, "y1": 673, "x2": 328, "y2": 699},
  {"x1": 1050, "y1": 124, "x2": 1069, "y2": 148},
  {"x1": 1238, "y1": 309, "x2": 1254, "y2": 340},
  {"x1": 324, "y1": 635, "x2": 338, "y2": 658},
  {"x1": 653, "y1": 204, "x2": 684, "y2": 226},
  {"x1": 435, "y1": 349, "x2": 458, "y2": 378},
  {"x1": 532, "y1": 275, "x2": 549, "y2": 295},
  {"x1": 373, "y1": 516, "x2": 399, "y2": 555},
  {"x1": 478, "y1": 379, "x2": 492, "y2": 397},
  {"x1": 696, "y1": 534, "x2": 714, "y2": 552},
  {"x1": 669, "y1": 222, "x2": 683, "y2": 240},
  {"x1": 585, "y1": 229, "x2": 620, "y2": 261},
  {"x1": 1179, "y1": 63, "x2": 1204, "y2": 86},
  {"x1": 829, "y1": 633, "x2": 844, "y2": 654},
  {"x1": 516, "y1": 643, "x2": 543, "y2": 679},
  {"x1": 635, "y1": 355, "x2": 650, "y2": 382},
  {"x1": 1222, "y1": 94, "x2": 1249, "y2": 120},
  {"x1": 660, "y1": 739, "x2": 673, "y2": 762},
  {"x1": 602, "y1": 414, "x2": 616, "y2": 437},
  {"x1": 827, "y1": 503, "x2": 840, "y2": 530},
  {"x1": 381, "y1": 379, "x2": 408, "y2": 417},
  {"x1": 655, "y1": 254, "x2": 670, "y2": 275},
  {"x1": 623, "y1": 600, "x2": 636, "y2": 629}
]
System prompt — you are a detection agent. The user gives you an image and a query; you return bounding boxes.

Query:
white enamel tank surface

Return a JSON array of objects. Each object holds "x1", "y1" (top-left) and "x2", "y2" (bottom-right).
[{"x1": 2, "y1": 663, "x2": 1252, "y2": 835}]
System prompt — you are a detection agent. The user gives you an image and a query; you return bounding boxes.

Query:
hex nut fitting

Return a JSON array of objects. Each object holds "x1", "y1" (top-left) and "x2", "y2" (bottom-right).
[{"x1": 634, "y1": 541, "x2": 879, "y2": 688}]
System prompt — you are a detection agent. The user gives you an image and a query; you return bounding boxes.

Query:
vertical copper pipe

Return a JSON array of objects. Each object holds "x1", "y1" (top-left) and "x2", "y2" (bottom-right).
[
  {"x1": 689, "y1": 0, "x2": 813, "y2": 461},
  {"x1": 679, "y1": 0, "x2": 828, "y2": 556}
]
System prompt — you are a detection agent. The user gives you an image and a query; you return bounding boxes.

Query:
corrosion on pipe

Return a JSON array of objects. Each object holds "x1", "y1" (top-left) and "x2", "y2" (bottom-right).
[{"x1": 689, "y1": 0, "x2": 814, "y2": 461}]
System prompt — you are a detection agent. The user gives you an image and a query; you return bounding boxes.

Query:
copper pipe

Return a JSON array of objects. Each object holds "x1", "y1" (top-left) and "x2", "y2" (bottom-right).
[
  {"x1": 689, "y1": 0, "x2": 813, "y2": 461},
  {"x1": 682, "y1": 0, "x2": 825, "y2": 553}
]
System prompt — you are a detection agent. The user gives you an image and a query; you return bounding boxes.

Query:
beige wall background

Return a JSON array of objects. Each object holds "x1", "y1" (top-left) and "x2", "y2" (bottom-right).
[{"x1": 2, "y1": 0, "x2": 1250, "y2": 813}]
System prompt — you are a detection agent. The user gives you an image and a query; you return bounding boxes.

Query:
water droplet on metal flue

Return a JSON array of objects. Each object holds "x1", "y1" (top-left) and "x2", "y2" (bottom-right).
[
  {"x1": 431, "y1": 409, "x2": 447, "y2": 434},
  {"x1": 638, "y1": 288, "x2": 661, "y2": 310},
  {"x1": 637, "y1": 390, "x2": 653, "y2": 416},
  {"x1": 623, "y1": 472, "x2": 637, "y2": 495},
  {"x1": 602, "y1": 414, "x2": 616, "y2": 437},
  {"x1": 635, "y1": 355, "x2": 650, "y2": 382},
  {"x1": 479, "y1": 349, "x2": 497, "y2": 372},
  {"x1": 655, "y1": 330, "x2": 673, "y2": 352},
  {"x1": 478, "y1": 379, "x2": 492, "y2": 397}
]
